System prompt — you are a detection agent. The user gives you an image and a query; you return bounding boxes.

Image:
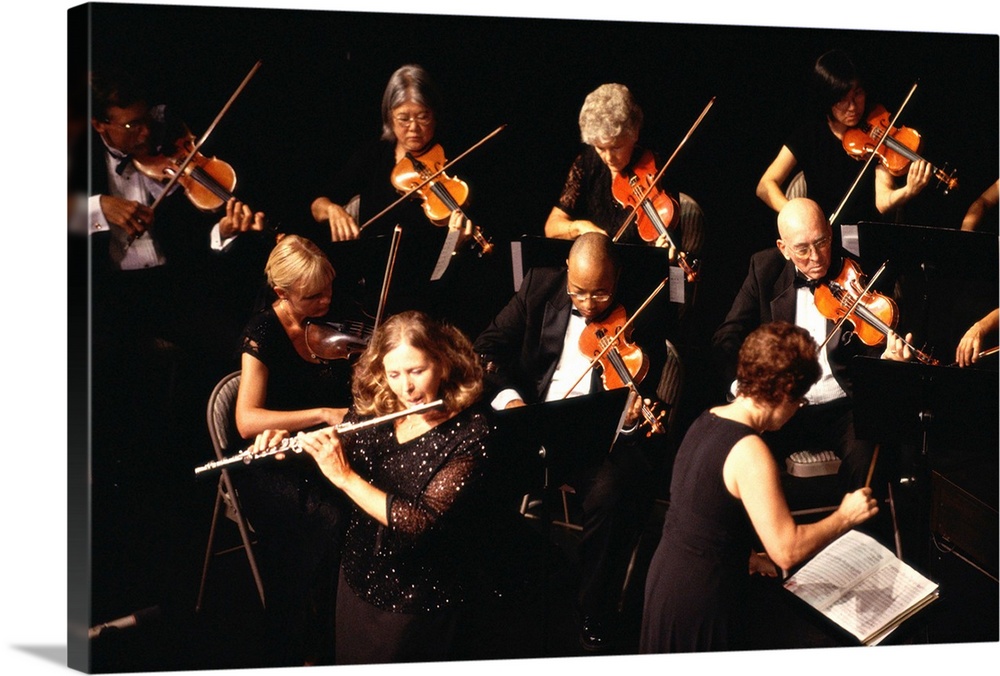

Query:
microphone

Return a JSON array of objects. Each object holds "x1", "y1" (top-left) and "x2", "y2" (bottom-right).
[{"x1": 88, "y1": 605, "x2": 162, "y2": 639}]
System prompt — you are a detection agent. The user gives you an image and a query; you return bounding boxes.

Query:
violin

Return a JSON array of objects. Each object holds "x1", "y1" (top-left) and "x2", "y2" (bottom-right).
[
  {"x1": 842, "y1": 104, "x2": 958, "y2": 193},
  {"x1": 612, "y1": 150, "x2": 678, "y2": 236},
  {"x1": 132, "y1": 125, "x2": 240, "y2": 212},
  {"x1": 390, "y1": 144, "x2": 493, "y2": 255},
  {"x1": 578, "y1": 304, "x2": 666, "y2": 436},
  {"x1": 304, "y1": 319, "x2": 372, "y2": 362},
  {"x1": 611, "y1": 153, "x2": 699, "y2": 283},
  {"x1": 813, "y1": 258, "x2": 939, "y2": 365},
  {"x1": 304, "y1": 224, "x2": 401, "y2": 361},
  {"x1": 133, "y1": 61, "x2": 266, "y2": 217}
]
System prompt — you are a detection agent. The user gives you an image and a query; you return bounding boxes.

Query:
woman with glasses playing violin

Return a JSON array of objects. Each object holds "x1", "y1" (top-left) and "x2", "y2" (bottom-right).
[
  {"x1": 545, "y1": 83, "x2": 700, "y2": 258},
  {"x1": 310, "y1": 63, "x2": 469, "y2": 244},
  {"x1": 756, "y1": 49, "x2": 931, "y2": 226}
]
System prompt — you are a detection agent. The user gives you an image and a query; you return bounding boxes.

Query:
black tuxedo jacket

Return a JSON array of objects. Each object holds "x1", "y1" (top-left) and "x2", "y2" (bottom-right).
[
  {"x1": 89, "y1": 129, "x2": 271, "y2": 285},
  {"x1": 711, "y1": 247, "x2": 878, "y2": 397},
  {"x1": 474, "y1": 266, "x2": 667, "y2": 405}
]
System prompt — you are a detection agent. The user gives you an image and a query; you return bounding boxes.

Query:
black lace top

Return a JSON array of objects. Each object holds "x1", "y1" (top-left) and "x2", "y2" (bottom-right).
[
  {"x1": 556, "y1": 144, "x2": 680, "y2": 246},
  {"x1": 241, "y1": 306, "x2": 354, "y2": 411},
  {"x1": 339, "y1": 403, "x2": 496, "y2": 613}
]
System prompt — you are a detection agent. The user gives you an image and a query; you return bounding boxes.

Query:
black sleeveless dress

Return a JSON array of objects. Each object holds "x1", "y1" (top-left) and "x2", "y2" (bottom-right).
[{"x1": 640, "y1": 411, "x2": 757, "y2": 652}]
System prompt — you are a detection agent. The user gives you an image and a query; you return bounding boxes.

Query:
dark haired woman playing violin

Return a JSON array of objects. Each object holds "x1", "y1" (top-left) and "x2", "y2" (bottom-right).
[{"x1": 756, "y1": 49, "x2": 932, "y2": 225}]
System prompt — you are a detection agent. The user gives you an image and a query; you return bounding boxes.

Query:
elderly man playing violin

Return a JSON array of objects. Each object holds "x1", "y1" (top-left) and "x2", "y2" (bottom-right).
[
  {"x1": 712, "y1": 198, "x2": 912, "y2": 496},
  {"x1": 474, "y1": 232, "x2": 673, "y2": 653}
]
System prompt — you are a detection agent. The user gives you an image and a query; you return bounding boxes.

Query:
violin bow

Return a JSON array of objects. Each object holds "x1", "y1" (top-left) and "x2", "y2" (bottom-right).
[
  {"x1": 612, "y1": 96, "x2": 715, "y2": 243},
  {"x1": 828, "y1": 82, "x2": 918, "y2": 228},
  {"x1": 373, "y1": 225, "x2": 403, "y2": 331},
  {"x1": 818, "y1": 259, "x2": 888, "y2": 350},
  {"x1": 561, "y1": 275, "x2": 669, "y2": 399},
  {"x1": 358, "y1": 124, "x2": 507, "y2": 232},
  {"x1": 149, "y1": 60, "x2": 263, "y2": 212}
]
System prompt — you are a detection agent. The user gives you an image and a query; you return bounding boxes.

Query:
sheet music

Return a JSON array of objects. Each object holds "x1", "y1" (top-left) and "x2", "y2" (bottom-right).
[{"x1": 784, "y1": 530, "x2": 939, "y2": 645}]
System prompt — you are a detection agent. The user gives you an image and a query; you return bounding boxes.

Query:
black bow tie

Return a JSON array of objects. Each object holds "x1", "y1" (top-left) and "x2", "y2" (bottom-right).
[
  {"x1": 109, "y1": 150, "x2": 133, "y2": 175},
  {"x1": 794, "y1": 275, "x2": 823, "y2": 291},
  {"x1": 571, "y1": 308, "x2": 583, "y2": 318}
]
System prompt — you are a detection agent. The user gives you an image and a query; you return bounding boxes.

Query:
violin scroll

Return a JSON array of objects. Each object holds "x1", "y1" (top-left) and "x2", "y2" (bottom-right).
[{"x1": 636, "y1": 397, "x2": 667, "y2": 437}]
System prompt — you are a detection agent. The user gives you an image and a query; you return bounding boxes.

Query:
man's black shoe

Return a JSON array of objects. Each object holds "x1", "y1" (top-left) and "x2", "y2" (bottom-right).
[{"x1": 580, "y1": 615, "x2": 611, "y2": 652}]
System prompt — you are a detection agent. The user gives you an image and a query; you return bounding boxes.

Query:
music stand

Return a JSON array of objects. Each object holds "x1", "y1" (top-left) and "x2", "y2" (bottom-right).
[
  {"x1": 510, "y1": 236, "x2": 692, "y2": 304},
  {"x1": 323, "y1": 229, "x2": 474, "y2": 322},
  {"x1": 841, "y1": 222, "x2": 999, "y2": 285},
  {"x1": 852, "y1": 357, "x2": 998, "y2": 452},
  {"x1": 494, "y1": 388, "x2": 631, "y2": 492},
  {"x1": 851, "y1": 356, "x2": 998, "y2": 565},
  {"x1": 839, "y1": 222, "x2": 999, "y2": 355}
]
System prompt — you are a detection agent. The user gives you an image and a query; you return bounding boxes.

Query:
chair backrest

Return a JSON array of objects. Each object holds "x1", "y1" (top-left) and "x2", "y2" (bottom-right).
[
  {"x1": 677, "y1": 192, "x2": 705, "y2": 257},
  {"x1": 784, "y1": 171, "x2": 808, "y2": 200},
  {"x1": 345, "y1": 194, "x2": 361, "y2": 221},
  {"x1": 206, "y1": 370, "x2": 244, "y2": 461}
]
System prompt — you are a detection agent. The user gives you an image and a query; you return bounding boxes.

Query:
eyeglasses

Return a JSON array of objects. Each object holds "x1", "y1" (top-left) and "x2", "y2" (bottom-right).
[
  {"x1": 832, "y1": 85, "x2": 865, "y2": 112},
  {"x1": 567, "y1": 290, "x2": 612, "y2": 303},
  {"x1": 788, "y1": 235, "x2": 832, "y2": 258},
  {"x1": 392, "y1": 112, "x2": 433, "y2": 127},
  {"x1": 102, "y1": 116, "x2": 152, "y2": 132}
]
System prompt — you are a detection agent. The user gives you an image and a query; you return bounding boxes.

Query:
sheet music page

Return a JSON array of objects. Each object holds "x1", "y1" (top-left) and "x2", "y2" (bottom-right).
[
  {"x1": 783, "y1": 530, "x2": 894, "y2": 609},
  {"x1": 822, "y1": 556, "x2": 940, "y2": 644},
  {"x1": 783, "y1": 530, "x2": 939, "y2": 644}
]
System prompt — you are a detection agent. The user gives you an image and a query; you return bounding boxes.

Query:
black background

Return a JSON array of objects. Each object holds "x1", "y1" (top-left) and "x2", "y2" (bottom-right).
[
  {"x1": 66, "y1": 3, "x2": 998, "y2": 672},
  {"x1": 82, "y1": 2, "x2": 999, "y2": 346}
]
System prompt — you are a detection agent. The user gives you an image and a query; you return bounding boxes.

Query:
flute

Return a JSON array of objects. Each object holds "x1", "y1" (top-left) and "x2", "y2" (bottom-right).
[{"x1": 194, "y1": 399, "x2": 444, "y2": 476}]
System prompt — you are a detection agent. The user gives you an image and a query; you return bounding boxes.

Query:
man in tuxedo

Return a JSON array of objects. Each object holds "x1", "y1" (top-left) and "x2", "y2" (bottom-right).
[
  {"x1": 86, "y1": 66, "x2": 273, "y2": 456},
  {"x1": 712, "y1": 198, "x2": 912, "y2": 492},
  {"x1": 474, "y1": 232, "x2": 672, "y2": 652}
]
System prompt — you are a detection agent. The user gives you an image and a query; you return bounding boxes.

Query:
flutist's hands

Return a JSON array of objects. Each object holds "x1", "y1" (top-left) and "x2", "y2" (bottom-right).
[
  {"x1": 298, "y1": 428, "x2": 353, "y2": 488},
  {"x1": 253, "y1": 428, "x2": 290, "y2": 458}
]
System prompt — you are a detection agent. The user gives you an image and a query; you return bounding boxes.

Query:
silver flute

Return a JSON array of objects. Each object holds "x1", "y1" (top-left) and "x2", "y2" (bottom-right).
[{"x1": 194, "y1": 399, "x2": 444, "y2": 475}]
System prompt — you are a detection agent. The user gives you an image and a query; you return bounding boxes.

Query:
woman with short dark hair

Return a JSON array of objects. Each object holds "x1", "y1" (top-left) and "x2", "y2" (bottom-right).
[{"x1": 640, "y1": 321, "x2": 879, "y2": 653}]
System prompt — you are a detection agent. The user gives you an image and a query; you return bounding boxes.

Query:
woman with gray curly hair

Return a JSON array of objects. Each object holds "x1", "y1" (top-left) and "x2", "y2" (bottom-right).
[{"x1": 544, "y1": 83, "x2": 674, "y2": 249}]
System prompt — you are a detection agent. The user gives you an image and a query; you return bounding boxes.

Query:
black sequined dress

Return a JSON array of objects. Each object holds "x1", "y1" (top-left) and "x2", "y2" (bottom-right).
[{"x1": 334, "y1": 403, "x2": 497, "y2": 664}]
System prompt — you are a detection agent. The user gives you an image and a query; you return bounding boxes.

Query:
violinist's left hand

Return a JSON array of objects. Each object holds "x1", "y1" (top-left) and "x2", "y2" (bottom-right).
[
  {"x1": 903, "y1": 159, "x2": 932, "y2": 199},
  {"x1": 623, "y1": 393, "x2": 649, "y2": 430},
  {"x1": 653, "y1": 233, "x2": 677, "y2": 260},
  {"x1": 447, "y1": 209, "x2": 474, "y2": 236},
  {"x1": 882, "y1": 330, "x2": 913, "y2": 362},
  {"x1": 219, "y1": 197, "x2": 266, "y2": 238}
]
